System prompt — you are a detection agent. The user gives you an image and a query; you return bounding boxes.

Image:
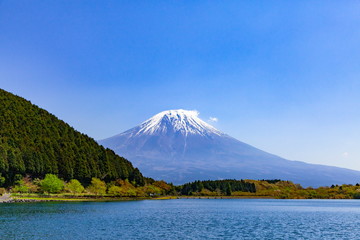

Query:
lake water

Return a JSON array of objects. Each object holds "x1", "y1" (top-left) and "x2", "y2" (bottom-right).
[{"x1": 1, "y1": 199, "x2": 360, "y2": 239}]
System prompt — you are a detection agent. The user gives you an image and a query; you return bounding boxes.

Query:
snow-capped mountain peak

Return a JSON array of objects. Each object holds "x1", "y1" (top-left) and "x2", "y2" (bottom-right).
[
  {"x1": 99, "y1": 109, "x2": 360, "y2": 187},
  {"x1": 134, "y1": 109, "x2": 223, "y2": 136}
]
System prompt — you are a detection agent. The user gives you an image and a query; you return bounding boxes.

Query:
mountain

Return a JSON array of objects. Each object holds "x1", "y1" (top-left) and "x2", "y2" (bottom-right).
[
  {"x1": 100, "y1": 109, "x2": 360, "y2": 187},
  {"x1": 0, "y1": 89, "x2": 145, "y2": 186}
]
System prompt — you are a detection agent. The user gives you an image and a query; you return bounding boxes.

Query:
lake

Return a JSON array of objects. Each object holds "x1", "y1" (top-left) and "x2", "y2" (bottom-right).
[{"x1": 1, "y1": 199, "x2": 360, "y2": 239}]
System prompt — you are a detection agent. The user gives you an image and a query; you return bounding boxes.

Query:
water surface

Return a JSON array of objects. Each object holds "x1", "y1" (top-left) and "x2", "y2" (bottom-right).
[{"x1": 1, "y1": 199, "x2": 360, "y2": 239}]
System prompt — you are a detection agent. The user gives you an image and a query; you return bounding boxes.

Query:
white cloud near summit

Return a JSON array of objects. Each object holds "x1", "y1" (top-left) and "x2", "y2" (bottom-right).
[{"x1": 208, "y1": 117, "x2": 218, "y2": 123}]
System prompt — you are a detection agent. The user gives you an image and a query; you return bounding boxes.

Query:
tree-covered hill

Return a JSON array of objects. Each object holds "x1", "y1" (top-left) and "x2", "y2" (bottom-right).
[{"x1": 0, "y1": 89, "x2": 144, "y2": 186}]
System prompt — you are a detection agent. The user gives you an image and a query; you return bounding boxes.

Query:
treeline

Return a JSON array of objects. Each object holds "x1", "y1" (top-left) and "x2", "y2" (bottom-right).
[
  {"x1": 5, "y1": 175, "x2": 257, "y2": 198},
  {"x1": 179, "y1": 180, "x2": 256, "y2": 196},
  {"x1": 5, "y1": 174, "x2": 174, "y2": 197},
  {"x1": 248, "y1": 180, "x2": 360, "y2": 199},
  {"x1": 0, "y1": 89, "x2": 145, "y2": 186},
  {"x1": 261, "y1": 179, "x2": 281, "y2": 184},
  {"x1": 3, "y1": 174, "x2": 360, "y2": 200},
  {"x1": 177, "y1": 179, "x2": 360, "y2": 199}
]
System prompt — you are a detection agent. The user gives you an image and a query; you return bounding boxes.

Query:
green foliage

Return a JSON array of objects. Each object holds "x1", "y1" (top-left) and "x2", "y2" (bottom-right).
[
  {"x1": 87, "y1": 178, "x2": 106, "y2": 195},
  {"x1": 7, "y1": 174, "x2": 360, "y2": 200},
  {"x1": 108, "y1": 185, "x2": 122, "y2": 196},
  {"x1": 11, "y1": 175, "x2": 39, "y2": 193},
  {"x1": 108, "y1": 179, "x2": 138, "y2": 196},
  {"x1": 142, "y1": 185, "x2": 162, "y2": 196},
  {"x1": 224, "y1": 182, "x2": 232, "y2": 196},
  {"x1": 0, "y1": 187, "x2": 5, "y2": 195},
  {"x1": 152, "y1": 180, "x2": 175, "y2": 194},
  {"x1": 178, "y1": 179, "x2": 360, "y2": 199},
  {"x1": 65, "y1": 179, "x2": 84, "y2": 194},
  {"x1": 250, "y1": 180, "x2": 360, "y2": 199},
  {"x1": 180, "y1": 180, "x2": 256, "y2": 196},
  {"x1": 40, "y1": 174, "x2": 64, "y2": 193},
  {"x1": 261, "y1": 179, "x2": 282, "y2": 184},
  {"x1": 129, "y1": 168, "x2": 145, "y2": 186},
  {"x1": 0, "y1": 174, "x2": 5, "y2": 187},
  {"x1": 14, "y1": 174, "x2": 23, "y2": 182},
  {"x1": 0, "y1": 89, "x2": 145, "y2": 186},
  {"x1": 108, "y1": 185, "x2": 137, "y2": 197},
  {"x1": 12, "y1": 179, "x2": 30, "y2": 193},
  {"x1": 354, "y1": 192, "x2": 360, "y2": 199}
]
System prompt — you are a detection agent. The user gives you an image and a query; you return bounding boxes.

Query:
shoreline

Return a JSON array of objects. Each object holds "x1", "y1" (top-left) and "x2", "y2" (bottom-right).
[
  {"x1": 1, "y1": 194, "x2": 279, "y2": 203},
  {"x1": 3, "y1": 194, "x2": 356, "y2": 203}
]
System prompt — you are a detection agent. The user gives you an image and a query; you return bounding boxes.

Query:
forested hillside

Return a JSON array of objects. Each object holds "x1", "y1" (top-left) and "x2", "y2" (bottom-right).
[{"x1": 0, "y1": 89, "x2": 144, "y2": 186}]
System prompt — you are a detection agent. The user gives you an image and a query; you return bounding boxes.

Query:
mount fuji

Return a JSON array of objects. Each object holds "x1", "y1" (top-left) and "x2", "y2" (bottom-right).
[{"x1": 99, "y1": 109, "x2": 360, "y2": 187}]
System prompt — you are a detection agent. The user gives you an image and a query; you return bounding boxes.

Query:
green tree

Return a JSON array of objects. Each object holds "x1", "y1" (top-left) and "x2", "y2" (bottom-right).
[
  {"x1": 87, "y1": 178, "x2": 106, "y2": 195},
  {"x1": 0, "y1": 174, "x2": 5, "y2": 187},
  {"x1": 129, "y1": 168, "x2": 145, "y2": 186},
  {"x1": 143, "y1": 185, "x2": 162, "y2": 196},
  {"x1": 108, "y1": 185, "x2": 122, "y2": 196},
  {"x1": 65, "y1": 179, "x2": 84, "y2": 194},
  {"x1": 40, "y1": 174, "x2": 64, "y2": 193},
  {"x1": 12, "y1": 179, "x2": 30, "y2": 193},
  {"x1": 353, "y1": 192, "x2": 360, "y2": 199},
  {"x1": 225, "y1": 182, "x2": 232, "y2": 196}
]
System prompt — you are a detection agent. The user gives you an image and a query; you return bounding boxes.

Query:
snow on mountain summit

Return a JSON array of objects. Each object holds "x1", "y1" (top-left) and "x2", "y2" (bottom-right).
[
  {"x1": 99, "y1": 109, "x2": 360, "y2": 187},
  {"x1": 130, "y1": 109, "x2": 223, "y2": 136}
]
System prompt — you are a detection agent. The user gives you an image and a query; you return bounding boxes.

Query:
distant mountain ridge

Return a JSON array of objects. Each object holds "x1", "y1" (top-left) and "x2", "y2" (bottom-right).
[
  {"x1": 100, "y1": 109, "x2": 360, "y2": 187},
  {"x1": 0, "y1": 89, "x2": 144, "y2": 186}
]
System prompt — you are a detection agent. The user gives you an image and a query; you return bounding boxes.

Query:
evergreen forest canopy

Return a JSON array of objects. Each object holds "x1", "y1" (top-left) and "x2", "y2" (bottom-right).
[
  {"x1": 0, "y1": 89, "x2": 145, "y2": 186},
  {"x1": 180, "y1": 180, "x2": 256, "y2": 196}
]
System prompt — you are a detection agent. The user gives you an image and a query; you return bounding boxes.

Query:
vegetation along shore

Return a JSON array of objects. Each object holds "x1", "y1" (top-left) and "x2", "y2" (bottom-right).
[{"x1": 2, "y1": 175, "x2": 360, "y2": 203}]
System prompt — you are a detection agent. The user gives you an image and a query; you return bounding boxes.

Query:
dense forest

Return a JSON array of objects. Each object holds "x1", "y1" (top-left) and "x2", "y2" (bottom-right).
[
  {"x1": 180, "y1": 180, "x2": 256, "y2": 196},
  {"x1": 0, "y1": 89, "x2": 145, "y2": 186}
]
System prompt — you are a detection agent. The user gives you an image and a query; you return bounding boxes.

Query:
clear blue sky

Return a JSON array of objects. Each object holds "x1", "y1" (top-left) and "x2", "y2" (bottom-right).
[{"x1": 1, "y1": 1, "x2": 360, "y2": 170}]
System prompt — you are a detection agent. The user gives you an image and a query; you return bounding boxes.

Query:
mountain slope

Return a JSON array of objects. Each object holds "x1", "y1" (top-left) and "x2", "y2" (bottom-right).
[
  {"x1": 100, "y1": 109, "x2": 360, "y2": 187},
  {"x1": 0, "y1": 89, "x2": 144, "y2": 186}
]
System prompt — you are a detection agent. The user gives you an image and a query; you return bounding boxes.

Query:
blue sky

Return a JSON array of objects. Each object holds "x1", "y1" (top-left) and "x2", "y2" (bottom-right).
[{"x1": 1, "y1": 1, "x2": 360, "y2": 170}]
